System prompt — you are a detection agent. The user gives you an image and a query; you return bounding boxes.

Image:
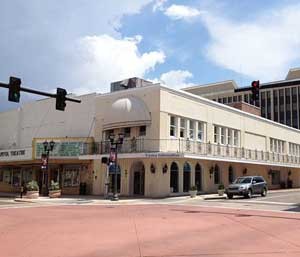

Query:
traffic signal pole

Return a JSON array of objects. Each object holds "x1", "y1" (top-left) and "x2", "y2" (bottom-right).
[{"x1": 0, "y1": 78, "x2": 81, "y2": 110}]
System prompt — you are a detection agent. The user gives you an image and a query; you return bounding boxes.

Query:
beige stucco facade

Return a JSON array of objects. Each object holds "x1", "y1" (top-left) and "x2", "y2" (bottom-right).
[{"x1": 80, "y1": 84, "x2": 300, "y2": 197}]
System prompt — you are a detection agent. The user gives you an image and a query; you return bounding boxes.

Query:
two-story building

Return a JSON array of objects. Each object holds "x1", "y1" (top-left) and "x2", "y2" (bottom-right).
[{"x1": 80, "y1": 81, "x2": 300, "y2": 197}]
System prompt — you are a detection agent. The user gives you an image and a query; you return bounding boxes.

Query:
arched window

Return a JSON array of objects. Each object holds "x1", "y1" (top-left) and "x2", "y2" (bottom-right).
[
  {"x1": 214, "y1": 164, "x2": 220, "y2": 184},
  {"x1": 183, "y1": 162, "x2": 191, "y2": 192},
  {"x1": 170, "y1": 162, "x2": 179, "y2": 193},
  {"x1": 228, "y1": 166, "x2": 234, "y2": 184},
  {"x1": 108, "y1": 164, "x2": 121, "y2": 193},
  {"x1": 195, "y1": 163, "x2": 202, "y2": 191}
]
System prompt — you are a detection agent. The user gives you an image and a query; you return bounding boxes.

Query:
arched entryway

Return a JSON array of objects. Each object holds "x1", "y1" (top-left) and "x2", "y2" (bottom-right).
[
  {"x1": 195, "y1": 163, "x2": 202, "y2": 191},
  {"x1": 183, "y1": 162, "x2": 191, "y2": 192},
  {"x1": 130, "y1": 161, "x2": 145, "y2": 195},
  {"x1": 170, "y1": 162, "x2": 179, "y2": 193},
  {"x1": 109, "y1": 164, "x2": 121, "y2": 193}
]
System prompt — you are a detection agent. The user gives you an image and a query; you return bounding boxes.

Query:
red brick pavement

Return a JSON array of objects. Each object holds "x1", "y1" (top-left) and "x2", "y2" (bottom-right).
[{"x1": 1, "y1": 204, "x2": 300, "y2": 257}]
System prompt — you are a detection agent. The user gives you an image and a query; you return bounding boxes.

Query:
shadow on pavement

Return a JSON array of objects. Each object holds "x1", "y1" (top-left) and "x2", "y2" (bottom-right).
[
  {"x1": 283, "y1": 204, "x2": 300, "y2": 212},
  {"x1": 171, "y1": 208, "x2": 300, "y2": 220}
]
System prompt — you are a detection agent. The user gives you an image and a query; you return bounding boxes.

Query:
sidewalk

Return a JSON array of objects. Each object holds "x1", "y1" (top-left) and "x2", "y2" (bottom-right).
[{"x1": 5, "y1": 187, "x2": 300, "y2": 204}]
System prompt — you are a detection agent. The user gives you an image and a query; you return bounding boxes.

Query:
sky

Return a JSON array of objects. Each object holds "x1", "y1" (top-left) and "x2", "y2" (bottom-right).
[{"x1": 1, "y1": 0, "x2": 300, "y2": 110}]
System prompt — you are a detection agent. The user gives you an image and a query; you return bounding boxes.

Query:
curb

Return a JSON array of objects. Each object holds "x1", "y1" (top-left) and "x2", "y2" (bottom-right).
[
  {"x1": 14, "y1": 198, "x2": 35, "y2": 203},
  {"x1": 204, "y1": 196, "x2": 227, "y2": 200}
]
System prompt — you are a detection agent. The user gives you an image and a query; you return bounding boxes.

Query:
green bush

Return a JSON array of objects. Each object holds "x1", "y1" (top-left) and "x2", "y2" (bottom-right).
[
  {"x1": 189, "y1": 185, "x2": 197, "y2": 191},
  {"x1": 218, "y1": 184, "x2": 225, "y2": 190},
  {"x1": 26, "y1": 180, "x2": 39, "y2": 191},
  {"x1": 49, "y1": 180, "x2": 60, "y2": 191}
]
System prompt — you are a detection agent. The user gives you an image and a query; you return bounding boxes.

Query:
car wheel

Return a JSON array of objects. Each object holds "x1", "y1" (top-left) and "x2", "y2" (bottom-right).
[
  {"x1": 261, "y1": 188, "x2": 267, "y2": 197},
  {"x1": 227, "y1": 194, "x2": 233, "y2": 199},
  {"x1": 245, "y1": 189, "x2": 252, "y2": 198}
]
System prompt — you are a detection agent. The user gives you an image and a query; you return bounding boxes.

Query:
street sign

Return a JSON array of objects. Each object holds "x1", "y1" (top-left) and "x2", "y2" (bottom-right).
[
  {"x1": 109, "y1": 149, "x2": 116, "y2": 162},
  {"x1": 41, "y1": 154, "x2": 48, "y2": 169}
]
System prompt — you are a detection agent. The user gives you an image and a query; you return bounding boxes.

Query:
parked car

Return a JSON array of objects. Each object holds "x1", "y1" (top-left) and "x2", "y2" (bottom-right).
[{"x1": 225, "y1": 176, "x2": 267, "y2": 199}]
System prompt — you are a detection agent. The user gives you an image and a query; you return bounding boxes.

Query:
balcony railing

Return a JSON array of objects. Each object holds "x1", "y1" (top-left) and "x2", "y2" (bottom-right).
[{"x1": 80, "y1": 138, "x2": 300, "y2": 166}]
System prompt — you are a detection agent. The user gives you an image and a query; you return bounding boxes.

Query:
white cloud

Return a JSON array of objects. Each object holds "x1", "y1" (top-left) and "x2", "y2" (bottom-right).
[
  {"x1": 72, "y1": 34, "x2": 165, "y2": 94},
  {"x1": 164, "y1": 4, "x2": 201, "y2": 21},
  {"x1": 153, "y1": 0, "x2": 168, "y2": 12},
  {"x1": 152, "y1": 70, "x2": 194, "y2": 89},
  {"x1": 202, "y1": 4, "x2": 300, "y2": 81}
]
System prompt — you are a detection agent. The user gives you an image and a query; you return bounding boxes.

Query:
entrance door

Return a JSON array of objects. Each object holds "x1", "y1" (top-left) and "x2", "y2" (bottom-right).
[
  {"x1": 133, "y1": 171, "x2": 145, "y2": 195},
  {"x1": 195, "y1": 163, "x2": 202, "y2": 191},
  {"x1": 130, "y1": 161, "x2": 145, "y2": 196}
]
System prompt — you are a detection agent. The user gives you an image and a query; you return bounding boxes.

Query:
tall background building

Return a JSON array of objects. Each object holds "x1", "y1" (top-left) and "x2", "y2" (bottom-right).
[{"x1": 182, "y1": 68, "x2": 300, "y2": 129}]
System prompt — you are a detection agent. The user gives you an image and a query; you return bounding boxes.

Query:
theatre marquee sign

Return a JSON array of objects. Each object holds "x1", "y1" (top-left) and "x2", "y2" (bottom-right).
[{"x1": 0, "y1": 148, "x2": 32, "y2": 162}]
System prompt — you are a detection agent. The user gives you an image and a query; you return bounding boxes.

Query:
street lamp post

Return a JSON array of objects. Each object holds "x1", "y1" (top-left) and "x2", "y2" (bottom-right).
[
  {"x1": 109, "y1": 133, "x2": 124, "y2": 201},
  {"x1": 42, "y1": 140, "x2": 55, "y2": 196}
]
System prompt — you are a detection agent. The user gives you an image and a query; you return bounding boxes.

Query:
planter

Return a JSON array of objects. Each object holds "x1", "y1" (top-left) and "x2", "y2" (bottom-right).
[
  {"x1": 217, "y1": 189, "x2": 225, "y2": 196},
  {"x1": 49, "y1": 190, "x2": 61, "y2": 198},
  {"x1": 26, "y1": 191, "x2": 39, "y2": 199},
  {"x1": 189, "y1": 190, "x2": 197, "y2": 198}
]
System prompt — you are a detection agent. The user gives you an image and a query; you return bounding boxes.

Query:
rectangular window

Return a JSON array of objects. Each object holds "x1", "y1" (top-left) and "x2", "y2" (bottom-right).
[
  {"x1": 220, "y1": 127, "x2": 225, "y2": 144},
  {"x1": 261, "y1": 92, "x2": 266, "y2": 118},
  {"x1": 270, "y1": 139, "x2": 274, "y2": 152},
  {"x1": 233, "y1": 96, "x2": 237, "y2": 102},
  {"x1": 223, "y1": 97, "x2": 227, "y2": 104},
  {"x1": 12, "y1": 169, "x2": 21, "y2": 187},
  {"x1": 228, "y1": 96, "x2": 232, "y2": 103},
  {"x1": 238, "y1": 95, "x2": 242, "y2": 102},
  {"x1": 266, "y1": 91, "x2": 271, "y2": 119},
  {"x1": 233, "y1": 130, "x2": 238, "y2": 146},
  {"x1": 189, "y1": 120, "x2": 194, "y2": 139},
  {"x1": 286, "y1": 88, "x2": 291, "y2": 126},
  {"x1": 22, "y1": 169, "x2": 34, "y2": 183},
  {"x1": 170, "y1": 116, "x2": 176, "y2": 137},
  {"x1": 271, "y1": 138, "x2": 285, "y2": 153},
  {"x1": 244, "y1": 94, "x2": 249, "y2": 103},
  {"x1": 273, "y1": 90, "x2": 278, "y2": 122},
  {"x1": 2, "y1": 169, "x2": 12, "y2": 184},
  {"x1": 289, "y1": 142, "x2": 300, "y2": 156},
  {"x1": 180, "y1": 118, "x2": 185, "y2": 138},
  {"x1": 279, "y1": 89, "x2": 285, "y2": 123},
  {"x1": 227, "y1": 129, "x2": 232, "y2": 145},
  {"x1": 292, "y1": 87, "x2": 298, "y2": 128},
  {"x1": 139, "y1": 126, "x2": 146, "y2": 136},
  {"x1": 214, "y1": 126, "x2": 219, "y2": 143},
  {"x1": 197, "y1": 122, "x2": 204, "y2": 141},
  {"x1": 63, "y1": 167, "x2": 80, "y2": 187}
]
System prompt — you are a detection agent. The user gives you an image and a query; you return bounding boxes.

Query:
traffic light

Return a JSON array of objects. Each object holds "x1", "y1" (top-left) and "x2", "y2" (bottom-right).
[
  {"x1": 56, "y1": 87, "x2": 67, "y2": 111},
  {"x1": 8, "y1": 77, "x2": 21, "y2": 102},
  {"x1": 251, "y1": 80, "x2": 260, "y2": 103}
]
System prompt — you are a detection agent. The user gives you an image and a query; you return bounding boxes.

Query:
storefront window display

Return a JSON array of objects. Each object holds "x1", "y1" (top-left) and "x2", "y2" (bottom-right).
[
  {"x1": 63, "y1": 167, "x2": 80, "y2": 187},
  {"x1": 12, "y1": 170, "x2": 21, "y2": 187}
]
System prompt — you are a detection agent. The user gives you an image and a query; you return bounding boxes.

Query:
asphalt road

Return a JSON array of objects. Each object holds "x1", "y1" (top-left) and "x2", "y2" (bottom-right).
[
  {"x1": 186, "y1": 190, "x2": 300, "y2": 213},
  {"x1": 1, "y1": 204, "x2": 300, "y2": 257}
]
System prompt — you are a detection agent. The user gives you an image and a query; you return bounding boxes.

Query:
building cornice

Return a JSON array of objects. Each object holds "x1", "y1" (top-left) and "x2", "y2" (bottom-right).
[{"x1": 159, "y1": 85, "x2": 300, "y2": 135}]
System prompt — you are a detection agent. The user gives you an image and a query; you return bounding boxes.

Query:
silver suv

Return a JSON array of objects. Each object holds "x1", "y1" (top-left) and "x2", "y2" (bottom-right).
[{"x1": 225, "y1": 176, "x2": 267, "y2": 199}]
